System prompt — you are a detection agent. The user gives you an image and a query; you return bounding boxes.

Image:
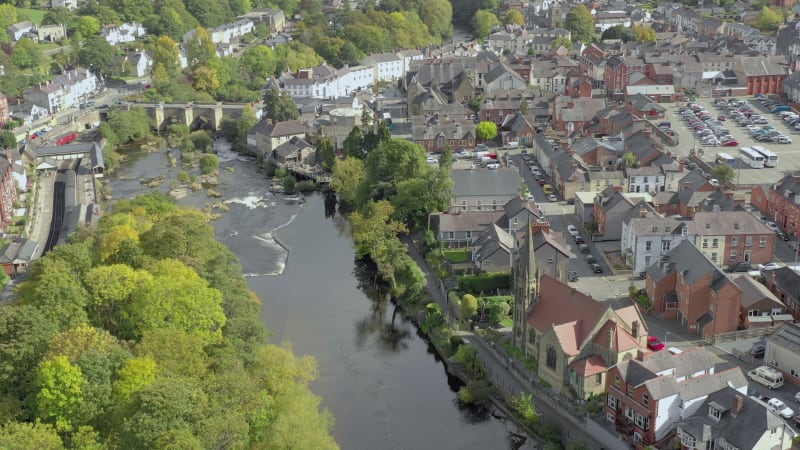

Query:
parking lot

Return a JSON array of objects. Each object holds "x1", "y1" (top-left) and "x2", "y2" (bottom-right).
[{"x1": 665, "y1": 97, "x2": 800, "y2": 186}]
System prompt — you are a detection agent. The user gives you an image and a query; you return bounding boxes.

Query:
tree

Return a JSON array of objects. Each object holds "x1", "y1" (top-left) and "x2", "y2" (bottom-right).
[
  {"x1": 0, "y1": 4, "x2": 18, "y2": 44},
  {"x1": 331, "y1": 157, "x2": 366, "y2": 205},
  {"x1": 35, "y1": 356, "x2": 87, "y2": 431},
  {"x1": 474, "y1": 10, "x2": 499, "y2": 39},
  {"x1": 315, "y1": 137, "x2": 335, "y2": 171},
  {"x1": 0, "y1": 131, "x2": 17, "y2": 150},
  {"x1": 113, "y1": 357, "x2": 158, "y2": 402},
  {"x1": 511, "y1": 393, "x2": 539, "y2": 428},
  {"x1": 418, "y1": 0, "x2": 453, "y2": 38},
  {"x1": 343, "y1": 126, "x2": 364, "y2": 159},
  {"x1": 633, "y1": 25, "x2": 656, "y2": 43},
  {"x1": 236, "y1": 104, "x2": 259, "y2": 150},
  {"x1": 239, "y1": 45, "x2": 277, "y2": 87},
  {"x1": 475, "y1": 121, "x2": 498, "y2": 140},
  {"x1": 503, "y1": 9, "x2": 524, "y2": 26},
  {"x1": 75, "y1": 16, "x2": 101, "y2": 38},
  {"x1": 551, "y1": 36, "x2": 572, "y2": 50},
  {"x1": 622, "y1": 151, "x2": 637, "y2": 168},
  {"x1": 107, "y1": 108, "x2": 153, "y2": 142},
  {"x1": 0, "y1": 422, "x2": 64, "y2": 449},
  {"x1": 600, "y1": 24, "x2": 636, "y2": 42},
  {"x1": 185, "y1": 27, "x2": 217, "y2": 67},
  {"x1": 565, "y1": 4, "x2": 594, "y2": 43},
  {"x1": 460, "y1": 294, "x2": 478, "y2": 318},
  {"x1": 712, "y1": 164, "x2": 735, "y2": 186},
  {"x1": 77, "y1": 36, "x2": 115, "y2": 77},
  {"x1": 152, "y1": 35, "x2": 181, "y2": 79},
  {"x1": 755, "y1": 6, "x2": 784, "y2": 32},
  {"x1": 263, "y1": 88, "x2": 300, "y2": 123},
  {"x1": 11, "y1": 38, "x2": 44, "y2": 71}
]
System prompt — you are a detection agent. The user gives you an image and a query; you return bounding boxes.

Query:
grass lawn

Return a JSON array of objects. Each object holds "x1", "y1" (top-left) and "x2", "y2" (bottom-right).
[
  {"x1": 442, "y1": 249, "x2": 469, "y2": 263},
  {"x1": 500, "y1": 317, "x2": 514, "y2": 328},
  {"x1": 17, "y1": 8, "x2": 47, "y2": 25}
]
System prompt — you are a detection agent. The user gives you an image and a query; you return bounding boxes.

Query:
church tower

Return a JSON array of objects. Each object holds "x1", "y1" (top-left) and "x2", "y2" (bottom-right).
[{"x1": 512, "y1": 219, "x2": 540, "y2": 349}]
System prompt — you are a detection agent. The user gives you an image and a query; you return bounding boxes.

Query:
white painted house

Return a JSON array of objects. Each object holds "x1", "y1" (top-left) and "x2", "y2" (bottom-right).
[
  {"x1": 621, "y1": 216, "x2": 696, "y2": 273},
  {"x1": 23, "y1": 68, "x2": 99, "y2": 114},
  {"x1": 50, "y1": 0, "x2": 78, "y2": 10},
  {"x1": 101, "y1": 22, "x2": 147, "y2": 46},
  {"x1": 7, "y1": 21, "x2": 35, "y2": 42},
  {"x1": 281, "y1": 63, "x2": 374, "y2": 99},
  {"x1": 626, "y1": 166, "x2": 666, "y2": 194},
  {"x1": 361, "y1": 52, "x2": 403, "y2": 83},
  {"x1": 183, "y1": 20, "x2": 254, "y2": 45}
]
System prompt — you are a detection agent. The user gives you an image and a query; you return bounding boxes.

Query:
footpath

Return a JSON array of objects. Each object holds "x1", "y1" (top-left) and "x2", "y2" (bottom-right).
[{"x1": 403, "y1": 235, "x2": 626, "y2": 450}]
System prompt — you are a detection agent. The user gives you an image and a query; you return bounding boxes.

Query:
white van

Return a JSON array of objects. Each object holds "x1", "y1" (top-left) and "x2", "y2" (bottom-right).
[
  {"x1": 748, "y1": 366, "x2": 784, "y2": 389},
  {"x1": 505, "y1": 141, "x2": 519, "y2": 149}
]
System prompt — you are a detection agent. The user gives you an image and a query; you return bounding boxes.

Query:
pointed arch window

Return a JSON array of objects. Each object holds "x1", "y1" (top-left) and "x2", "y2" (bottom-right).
[{"x1": 546, "y1": 347, "x2": 557, "y2": 369}]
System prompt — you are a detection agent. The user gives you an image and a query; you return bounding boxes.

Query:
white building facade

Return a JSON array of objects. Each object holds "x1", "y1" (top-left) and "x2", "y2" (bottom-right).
[{"x1": 621, "y1": 217, "x2": 696, "y2": 273}]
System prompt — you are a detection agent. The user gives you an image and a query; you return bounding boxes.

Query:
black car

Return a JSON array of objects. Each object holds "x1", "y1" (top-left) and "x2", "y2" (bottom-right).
[
  {"x1": 574, "y1": 235, "x2": 585, "y2": 244},
  {"x1": 728, "y1": 261, "x2": 752, "y2": 273},
  {"x1": 568, "y1": 271, "x2": 579, "y2": 282},
  {"x1": 777, "y1": 231, "x2": 790, "y2": 241},
  {"x1": 590, "y1": 263, "x2": 603, "y2": 273},
  {"x1": 584, "y1": 254, "x2": 596, "y2": 264},
  {"x1": 749, "y1": 341, "x2": 766, "y2": 359}
]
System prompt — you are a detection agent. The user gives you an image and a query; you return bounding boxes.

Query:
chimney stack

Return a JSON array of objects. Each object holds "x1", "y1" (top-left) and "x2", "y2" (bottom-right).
[
  {"x1": 631, "y1": 320, "x2": 639, "y2": 337},
  {"x1": 732, "y1": 394, "x2": 744, "y2": 416},
  {"x1": 682, "y1": 182, "x2": 691, "y2": 190},
  {"x1": 639, "y1": 205, "x2": 648, "y2": 218}
]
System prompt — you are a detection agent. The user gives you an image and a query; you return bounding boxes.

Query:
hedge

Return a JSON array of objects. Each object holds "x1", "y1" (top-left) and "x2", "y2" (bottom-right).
[{"x1": 457, "y1": 273, "x2": 511, "y2": 293}]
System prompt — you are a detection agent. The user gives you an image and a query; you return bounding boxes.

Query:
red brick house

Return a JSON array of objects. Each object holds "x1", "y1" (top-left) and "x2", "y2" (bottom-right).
[
  {"x1": 604, "y1": 56, "x2": 647, "y2": 99},
  {"x1": 604, "y1": 349, "x2": 748, "y2": 448},
  {"x1": 734, "y1": 56, "x2": 788, "y2": 96},
  {"x1": 552, "y1": 97, "x2": 606, "y2": 133},
  {"x1": 764, "y1": 172, "x2": 800, "y2": 238},
  {"x1": 411, "y1": 116, "x2": 476, "y2": 152},
  {"x1": 750, "y1": 184, "x2": 770, "y2": 217},
  {"x1": 480, "y1": 98, "x2": 522, "y2": 125},
  {"x1": 579, "y1": 44, "x2": 607, "y2": 88},
  {"x1": 765, "y1": 267, "x2": 800, "y2": 321},
  {"x1": 565, "y1": 74, "x2": 593, "y2": 98},
  {"x1": 645, "y1": 240, "x2": 742, "y2": 337}
]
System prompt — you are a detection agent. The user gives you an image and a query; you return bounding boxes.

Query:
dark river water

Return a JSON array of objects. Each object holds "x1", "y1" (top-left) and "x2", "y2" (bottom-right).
[{"x1": 109, "y1": 143, "x2": 533, "y2": 450}]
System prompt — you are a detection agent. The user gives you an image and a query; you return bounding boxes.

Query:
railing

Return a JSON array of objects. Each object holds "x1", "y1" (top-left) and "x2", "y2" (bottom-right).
[{"x1": 705, "y1": 325, "x2": 780, "y2": 345}]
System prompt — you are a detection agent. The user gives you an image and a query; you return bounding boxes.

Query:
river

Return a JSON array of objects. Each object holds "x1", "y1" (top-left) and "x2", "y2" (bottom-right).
[{"x1": 109, "y1": 143, "x2": 533, "y2": 450}]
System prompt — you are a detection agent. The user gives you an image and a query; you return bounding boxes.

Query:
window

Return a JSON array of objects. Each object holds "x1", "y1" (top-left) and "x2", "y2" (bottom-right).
[
  {"x1": 625, "y1": 405, "x2": 634, "y2": 420},
  {"x1": 712, "y1": 238, "x2": 719, "y2": 248},
  {"x1": 635, "y1": 413, "x2": 646, "y2": 428},
  {"x1": 708, "y1": 406, "x2": 721, "y2": 420},
  {"x1": 492, "y1": 200, "x2": 498, "y2": 211},
  {"x1": 465, "y1": 231, "x2": 472, "y2": 240},
  {"x1": 642, "y1": 393, "x2": 649, "y2": 406},
  {"x1": 790, "y1": 369, "x2": 800, "y2": 378},
  {"x1": 681, "y1": 227, "x2": 688, "y2": 237},
  {"x1": 760, "y1": 236, "x2": 767, "y2": 248},
  {"x1": 633, "y1": 432, "x2": 642, "y2": 443},
  {"x1": 447, "y1": 232, "x2": 454, "y2": 239},
  {"x1": 614, "y1": 375, "x2": 621, "y2": 388},
  {"x1": 745, "y1": 236, "x2": 752, "y2": 247},
  {"x1": 513, "y1": 217, "x2": 518, "y2": 226},
  {"x1": 596, "y1": 373, "x2": 602, "y2": 385},
  {"x1": 731, "y1": 237, "x2": 738, "y2": 246},
  {"x1": 645, "y1": 241, "x2": 652, "y2": 251},
  {"x1": 627, "y1": 385, "x2": 634, "y2": 397},
  {"x1": 608, "y1": 394, "x2": 618, "y2": 409},
  {"x1": 730, "y1": 251, "x2": 737, "y2": 261},
  {"x1": 546, "y1": 347, "x2": 556, "y2": 369},
  {"x1": 461, "y1": 201, "x2": 467, "y2": 212},
  {"x1": 662, "y1": 241, "x2": 671, "y2": 251},
  {"x1": 702, "y1": 239, "x2": 708, "y2": 248},
  {"x1": 528, "y1": 330, "x2": 535, "y2": 345},
  {"x1": 711, "y1": 252, "x2": 717, "y2": 263},
  {"x1": 681, "y1": 433, "x2": 696, "y2": 448},
  {"x1": 476, "y1": 201, "x2": 482, "y2": 211}
]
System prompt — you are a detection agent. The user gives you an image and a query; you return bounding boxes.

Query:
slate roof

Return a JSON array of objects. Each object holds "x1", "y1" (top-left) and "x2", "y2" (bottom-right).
[
  {"x1": 693, "y1": 210, "x2": 772, "y2": 235},
  {"x1": 738, "y1": 56, "x2": 787, "y2": 77},
  {"x1": 767, "y1": 267, "x2": 800, "y2": 300},
  {"x1": 645, "y1": 240, "x2": 734, "y2": 289},
  {"x1": 436, "y1": 211, "x2": 505, "y2": 233},
  {"x1": 257, "y1": 119, "x2": 308, "y2": 138},
  {"x1": 732, "y1": 274, "x2": 782, "y2": 309},
  {"x1": 451, "y1": 169, "x2": 521, "y2": 198},
  {"x1": 627, "y1": 217, "x2": 693, "y2": 236},
  {"x1": 675, "y1": 387, "x2": 783, "y2": 450},
  {"x1": 272, "y1": 136, "x2": 313, "y2": 159},
  {"x1": 473, "y1": 224, "x2": 514, "y2": 263}
]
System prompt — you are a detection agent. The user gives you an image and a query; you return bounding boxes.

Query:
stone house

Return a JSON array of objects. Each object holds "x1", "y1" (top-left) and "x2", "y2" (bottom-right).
[
  {"x1": 472, "y1": 224, "x2": 515, "y2": 274},
  {"x1": 411, "y1": 116, "x2": 475, "y2": 153},
  {"x1": 645, "y1": 240, "x2": 742, "y2": 336},
  {"x1": 762, "y1": 172, "x2": 800, "y2": 238},
  {"x1": 37, "y1": 23, "x2": 67, "y2": 42},
  {"x1": 251, "y1": 119, "x2": 308, "y2": 158},
  {"x1": 450, "y1": 169, "x2": 521, "y2": 213},
  {"x1": 271, "y1": 136, "x2": 314, "y2": 164},
  {"x1": 434, "y1": 211, "x2": 504, "y2": 248}
]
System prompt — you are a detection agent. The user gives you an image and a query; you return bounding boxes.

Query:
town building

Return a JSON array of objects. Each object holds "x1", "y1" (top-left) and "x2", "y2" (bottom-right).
[
  {"x1": 250, "y1": 119, "x2": 308, "y2": 159},
  {"x1": 450, "y1": 169, "x2": 521, "y2": 213},
  {"x1": 101, "y1": 22, "x2": 146, "y2": 46},
  {"x1": 692, "y1": 210, "x2": 776, "y2": 267},
  {"x1": 593, "y1": 188, "x2": 655, "y2": 241},
  {"x1": 765, "y1": 267, "x2": 800, "y2": 322},
  {"x1": 411, "y1": 115, "x2": 476, "y2": 153},
  {"x1": 7, "y1": 21, "x2": 35, "y2": 41},
  {"x1": 733, "y1": 274, "x2": 791, "y2": 329},
  {"x1": 237, "y1": 8, "x2": 285, "y2": 33},
  {"x1": 621, "y1": 217, "x2": 696, "y2": 274},
  {"x1": 765, "y1": 322, "x2": 800, "y2": 386},
  {"x1": 50, "y1": 0, "x2": 78, "y2": 9},
  {"x1": 645, "y1": 240, "x2": 742, "y2": 336},
  {"x1": 734, "y1": 56, "x2": 788, "y2": 95},
  {"x1": 23, "y1": 68, "x2": 99, "y2": 114},
  {"x1": 605, "y1": 348, "x2": 748, "y2": 447}
]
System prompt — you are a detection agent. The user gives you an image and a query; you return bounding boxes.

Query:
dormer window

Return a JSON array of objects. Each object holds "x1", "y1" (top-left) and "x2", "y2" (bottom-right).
[{"x1": 708, "y1": 405, "x2": 721, "y2": 420}]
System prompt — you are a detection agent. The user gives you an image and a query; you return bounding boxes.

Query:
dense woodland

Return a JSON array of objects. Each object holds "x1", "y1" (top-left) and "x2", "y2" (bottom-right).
[{"x1": 0, "y1": 192, "x2": 338, "y2": 449}]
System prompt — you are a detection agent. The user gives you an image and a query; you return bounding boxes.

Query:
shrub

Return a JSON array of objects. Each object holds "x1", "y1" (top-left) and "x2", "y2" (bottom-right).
[
  {"x1": 178, "y1": 171, "x2": 190, "y2": 183},
  {"x1": 460, "y1": 294, "x2": 478, "y2": 319},
  {"x1": 199, "y1": 154, "x2": 219, "y2": 174},
  {"x1": 283, "y1": 176, "x2": 296, "y2": 193},
  {"x1": 295, "y1": 180, "x2": 316, "y2": 192},
  {"x1": 457, "y1": 273, "x2": 511, "y2": 293},
  {"x1": 190, "y1": 131, "x2": 213, "y2": 152},
  {"x1": 264, "y1": 159, "x2": 276, "y2": 177},
  {"x1": 458, "y1": 380, "x2": 491, "y2": 406}
]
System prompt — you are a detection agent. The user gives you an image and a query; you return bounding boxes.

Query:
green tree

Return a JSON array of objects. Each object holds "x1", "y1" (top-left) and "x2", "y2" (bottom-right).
[
  {"x1": 0, "y1": 131, "x2": 17, "y2": 149},
  {"x1": 35, "y1": 356, "x2": 87, "y2": 431},
  {"x1": 0, "y1": 422, "x2": 64, "y2": 449},
  {"x1": 113, "y1": 357, "x2": 158, "y2": 402},
  {"x1": 75, "y1": 16, "x2": 101, "y2": 38},
  {"x1": 475, "y1": 121, "x2": 498, "y2": 140},
  {"x1": 0, "y1": 4, "x2": 18, "y2": 44},
  {"x1": 712, "y1": 164, "x2": 735, "y2": 186},
  {"x1": 331, "y1": 157, "x2": 366, "y2": 205},
  {"x1": 460, "y1": 294, "x2": 478, "y2": 318},
  {"x1": 0, "y1": 304, "x2": 60, "y2": 395},
  {"x1": 152, "y1": 35, "x2": 182, "y2": 79},
  {"x1": 236, "y1": 104, "x2": 259, "y2": 150},
  {"x1": 600, "y1": 24, "x2": 635, "y2": 42},
  {"x1": 755, "y1": 6, "x2": 784, "y2": 31},
  {"x1": 503, "y1": 9, "x2": 524, "y2": 26},
  {"x1": 551, "y1": 36, "x2": 573, "y2": 49},
  {"x1": 199, "y1": 154, "x2": 219, "y2": 174},
  {"x1": 633, "y1": 25, "x2": 656, "y2": 43},
  {"x1": 11, "y1": 38, "x2": 44, "y2": 71},
  {"x1": 17, "y1": 264, "x2": 90, "y2": 332},
  {"x1": 107, "y1": 108, "x2": 153, "y2": 142},
  {"x1": 474, "y1": 10, "x2": 499, "y2": 39},
  {"x1": 511, "y1": 393, "x2": 539, "y2": 427},
  {"x1": 263, "y1": 88, "x2": 300, "y2": 123},
  {"x1": 343, "y1": 126, "x2": 364, "y2": 159},
  {"x1": 77, "y1": 36, "x2": 115, "y2": 77},
  {"x1": 84, "y1": 264, "x2": 150, "y2": 331},
  {"x1": 239, "y1": 45, "x2": 277, "y2": 87},
  {"x1": 315, "y1": 137, "x2": 335, "y2": 171},
  {"x1": 565, "y1": 4, "x2": 594, "y2": 43},
  {"x1": 185, "y1": 27, "x2": 217, "y2": 67},
  {"x1": 622, "y1": 151, "x2": 637, "y2": 168},
  {"x1": 418, "y1": 0, "x2": 453, "y2": 38},
  {"x1": 349, "y1": 200, "x2": 407, "y2": 259}
]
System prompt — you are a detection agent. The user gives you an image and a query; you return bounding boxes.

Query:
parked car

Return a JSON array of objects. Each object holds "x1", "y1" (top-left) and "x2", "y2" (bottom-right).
[
  {"x1": 758, "y1": 262, "x2": 783, "y2": 271},
  {"x1": 538, "y1": 179, "x2": 547, "y2": 186},
  {"x1": 647, "y1": 336, "x2": 666, "y2": 351},
  {"x1": 590, "y1": 263, "x2": 603, "y2": 273},
  {"x1": 547, "y1": 194, "x2": 558, "y2": 202},
  {"x1": 579, "y1": 243, "x2": 590, "y2": 254},
  {"x1": 777, "y1": 231, "x2": 790, "y2": 241},
  {"x1": 728, "y1": 261, "x2": 752, "y2": 273},
  {"x1": 573, "y1": 235, "x2": 585, "y2": 244},
  {"x1": 767, "y1": 398, "x2": 794, "y2": 419},
  {"x1": 584, "y1": 254, "x2": 596, "y2": 264},
  {"x1": 722, "y1": 140, "x2": 739, "y2": 147},
  {"x1": 567, "y1": 225, "x2": 579, "y2": 236},
  {"x1": 750, "y1": 341, "x2": 766, "y2": 358},
  {"x1": 774, "y1": 136, "x2": 792, "y2": 144},
  {"x1": 765, "y1": 221, "x2": 780, "y2": 232}
]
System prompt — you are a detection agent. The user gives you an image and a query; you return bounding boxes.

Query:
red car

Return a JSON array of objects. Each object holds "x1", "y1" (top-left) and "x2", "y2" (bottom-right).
[
  {"x1": 722, "y1": 140, "x2": 739, "y2": 146},
  {"x1": 647, "y1": 336, "x2": 665, "y2": 351},
  {"x1": 538, "y1": 179, "x2": 546, "y2": 186}
]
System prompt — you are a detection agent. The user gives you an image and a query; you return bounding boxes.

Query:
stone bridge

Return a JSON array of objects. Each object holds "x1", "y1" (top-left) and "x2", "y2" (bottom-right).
[{"x1": 115, "y1": 101, "x2": 263, "y2": 131}]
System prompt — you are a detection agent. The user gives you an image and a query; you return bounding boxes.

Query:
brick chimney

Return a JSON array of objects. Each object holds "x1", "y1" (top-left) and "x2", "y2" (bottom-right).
[
  {"x1": 631, "y1": 320, "x2": 639, "y2": 337},
  {"x1": 732, "y1": 394, "x2": 744, "y2": 416},
  {"x1": 530, "y1": 219, "x2": 550, "y2": 235},
  {"x1": 679, "y1": 160, "x2": 685, "y2": 172},
  {"x1": 613, "y1": 186, "x2": 624, "y2": 193},
  {"x1": 682, "y1": 182, "x2": 691, "y2": 190},
  {"x1": 643, "y1": 128, "x2": 651, "y2": 137}
]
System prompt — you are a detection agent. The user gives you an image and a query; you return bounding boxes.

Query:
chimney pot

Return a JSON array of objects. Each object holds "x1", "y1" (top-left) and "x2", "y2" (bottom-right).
[{"x1": 732, "y1": 394, "x2": 744, "y2": 416}]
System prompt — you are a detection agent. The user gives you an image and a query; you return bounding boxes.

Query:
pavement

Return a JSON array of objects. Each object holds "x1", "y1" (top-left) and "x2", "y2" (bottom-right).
[
  {"x1": 403, "y1": 234, "x2": 626, "y2": 450},
  {"x1": 28, "y1": 170, "x2": 55, "y2": 260}
]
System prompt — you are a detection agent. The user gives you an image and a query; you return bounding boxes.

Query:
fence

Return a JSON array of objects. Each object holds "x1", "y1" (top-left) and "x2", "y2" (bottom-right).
[{"x1": 704, "y1": 325, "x2": 780, "y2": 345}]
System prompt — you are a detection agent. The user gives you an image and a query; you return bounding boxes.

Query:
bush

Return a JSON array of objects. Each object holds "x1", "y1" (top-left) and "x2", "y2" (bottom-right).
[
  {"x1": 460, "y1": 294, "x2": 478, "y2": 319},
  {"x1": 458, "y1": 380, "x2": 491, "y2": 406},
  {"x1": 295, "y1": 180, "x2": 316, "y2": 192},
  {"x1": 199, "y1": 154, "x2": 219, "y2": 174},
  {"x1": 457, "y1": 273, "x2": 511, "y2": 293},
  {"x1": 264, "y1": 159, "x2": 276, "y2": 177},
  {"x1": 178, "y1": 171, "x2": 190, "y2": 183},
  {"x1": 190, "y1": 131, "x2": 213, "y2": 153},
  {"x1": 283, "y1": 176, "x2": 296, "y2": 194},
  {"x1": 167, "y1": 123, "x2": 190, "y2": 137}
]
